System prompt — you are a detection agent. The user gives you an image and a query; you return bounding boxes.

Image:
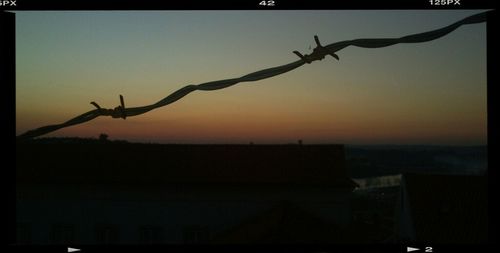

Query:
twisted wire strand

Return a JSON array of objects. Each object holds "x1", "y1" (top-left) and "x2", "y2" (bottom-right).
[{"x1": 17, "y1": 11, "x2": 488, "y2": 140}]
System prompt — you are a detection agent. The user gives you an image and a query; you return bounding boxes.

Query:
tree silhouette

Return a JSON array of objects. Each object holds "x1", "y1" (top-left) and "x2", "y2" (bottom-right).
[{"x1": 99, "y1": 133, "x2": 109, "y2": 142}]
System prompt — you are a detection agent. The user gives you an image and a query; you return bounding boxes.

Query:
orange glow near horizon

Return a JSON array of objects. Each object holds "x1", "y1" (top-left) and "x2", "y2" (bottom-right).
[{"x1": 15, "y1": 11, "x2": 487, "y2": 145}]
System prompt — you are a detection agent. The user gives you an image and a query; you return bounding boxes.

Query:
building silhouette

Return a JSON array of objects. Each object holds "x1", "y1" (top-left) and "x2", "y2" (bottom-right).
[
  {"x1": 396, "y1": 173, "x2": 487, "y2": 243},
  {"x1": 16, "y1": 141, "x2": 357, "y2": 244}
]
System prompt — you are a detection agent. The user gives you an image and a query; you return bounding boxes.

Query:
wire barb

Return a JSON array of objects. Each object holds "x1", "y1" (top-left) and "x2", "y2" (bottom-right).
[
  {"x1": 119, "y1": 95, "x2": 126, "y2": 120},
  {"x1": 111, "y1": 95, "x2": 127, "y2": 119},
  {"x1": 90, "y1": 101, "x2": 101, "y2": 111},
  {"x1": 293, "y1": 35, "x2": 340, "y2": 64}
]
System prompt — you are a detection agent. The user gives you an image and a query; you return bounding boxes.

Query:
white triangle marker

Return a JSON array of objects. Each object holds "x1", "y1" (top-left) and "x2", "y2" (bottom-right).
[
  {"x1": 68, "y1": 247, "x2": 81, "y2": 253},
  {"x1": 407, "y1": 247, "x2": 420, "y2": 252}
]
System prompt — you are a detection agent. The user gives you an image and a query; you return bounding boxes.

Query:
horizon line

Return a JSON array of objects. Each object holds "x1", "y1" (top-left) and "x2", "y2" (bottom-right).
[{"x1": 21, "y1": 136, "x2": 488, "y2": 147}]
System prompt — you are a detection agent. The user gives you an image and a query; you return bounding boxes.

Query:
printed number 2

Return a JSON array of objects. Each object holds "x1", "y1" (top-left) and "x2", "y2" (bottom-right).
[
  {"x1": 425, "y1": 247, "x2": 433, "y2": 252},
  {"x1": 259, "y1": 1, "x2": 275, "y2": 6}
]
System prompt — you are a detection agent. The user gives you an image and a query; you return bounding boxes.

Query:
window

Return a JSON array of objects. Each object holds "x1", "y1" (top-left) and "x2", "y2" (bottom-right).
[
  {"x1": 138, "y1": 226, "x2": 163, "y2": 244},
  {"x1": 183, "y1": 225, "x2": 209, "y2": 243},
  {"x1": 95, "y1": 224, "x2": 119, "y2": 244},
  {"x1": 51, "y1": 223, "x2": 75, "y2": 244}
]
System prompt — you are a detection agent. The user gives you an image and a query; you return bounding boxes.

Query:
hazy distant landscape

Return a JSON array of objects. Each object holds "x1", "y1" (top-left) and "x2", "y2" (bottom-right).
[{"x1": 346, "y1": 145, "x2": 487, "y2": 178}]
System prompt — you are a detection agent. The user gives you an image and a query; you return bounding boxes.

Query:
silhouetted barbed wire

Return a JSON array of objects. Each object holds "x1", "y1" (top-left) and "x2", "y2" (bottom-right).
[{"x1": 17, "y1": 11, "x2": 489, "y2": 140}]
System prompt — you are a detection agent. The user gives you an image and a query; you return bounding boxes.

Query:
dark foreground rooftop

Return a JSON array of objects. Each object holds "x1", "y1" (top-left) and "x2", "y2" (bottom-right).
[{"x1": 17, "y1": 140, "x2": 355, "y2": 188}]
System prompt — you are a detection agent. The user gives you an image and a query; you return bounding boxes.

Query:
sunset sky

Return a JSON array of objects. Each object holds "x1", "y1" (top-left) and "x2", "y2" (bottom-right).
[{"x1": 15, "y1": 10, "x2": 487, "y2": 145}]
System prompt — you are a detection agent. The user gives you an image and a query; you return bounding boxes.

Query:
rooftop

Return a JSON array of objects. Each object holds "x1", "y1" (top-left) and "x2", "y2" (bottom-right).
[{"x1": 17, "y1": 141, "x2": 355, "y2": 188}]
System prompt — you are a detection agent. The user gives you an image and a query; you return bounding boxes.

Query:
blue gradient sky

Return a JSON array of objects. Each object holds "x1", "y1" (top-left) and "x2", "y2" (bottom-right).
[{"x1": 15, "y1": 10, "x2": 487, "y2": 145}]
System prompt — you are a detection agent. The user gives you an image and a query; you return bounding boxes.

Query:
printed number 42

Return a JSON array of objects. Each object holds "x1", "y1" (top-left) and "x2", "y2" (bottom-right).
[{"x1": 259, "y1": 1, "x2": 275, "y2": 6}]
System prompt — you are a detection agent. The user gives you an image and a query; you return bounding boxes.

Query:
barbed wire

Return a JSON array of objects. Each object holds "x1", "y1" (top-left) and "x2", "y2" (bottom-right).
[{"x1": 17, "y1": 11, "x2": 489, "y2": 140}]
